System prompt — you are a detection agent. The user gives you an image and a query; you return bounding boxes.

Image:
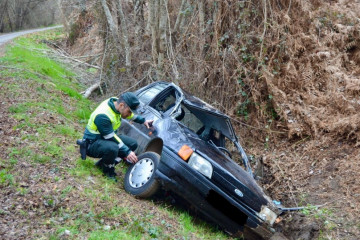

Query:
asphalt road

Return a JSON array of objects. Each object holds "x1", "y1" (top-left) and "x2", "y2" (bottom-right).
[{"x1": 0, "y1": 26, "x2": 63, "y2": 46}]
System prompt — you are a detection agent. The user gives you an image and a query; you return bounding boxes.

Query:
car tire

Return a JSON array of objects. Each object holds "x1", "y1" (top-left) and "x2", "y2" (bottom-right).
[{"x1": 124, "y1": 151, "x2": 160, "y2": 198}]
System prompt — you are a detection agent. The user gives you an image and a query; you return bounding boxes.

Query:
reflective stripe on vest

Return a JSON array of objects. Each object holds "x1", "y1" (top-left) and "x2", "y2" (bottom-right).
[{"x1": 86, "y1": 98, "x2": 121, "y2": 135}]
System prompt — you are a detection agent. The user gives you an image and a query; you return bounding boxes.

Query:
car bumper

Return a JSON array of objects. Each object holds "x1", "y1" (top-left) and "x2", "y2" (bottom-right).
[{"x1": 155, "y1": 148, "x2": 275, "y2": 239}]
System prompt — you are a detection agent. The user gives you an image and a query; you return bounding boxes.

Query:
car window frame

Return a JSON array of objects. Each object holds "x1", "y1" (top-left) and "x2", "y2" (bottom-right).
[
  {"x1": 136, "y1": 82, "x2": 169, "y2": 105},
  {"x1": 148, "y1": 85, "x2": 183, "y2": 118}
]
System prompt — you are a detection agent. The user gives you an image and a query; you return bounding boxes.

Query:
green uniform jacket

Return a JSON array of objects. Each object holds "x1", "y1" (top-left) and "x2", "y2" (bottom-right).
[{"x1": 83, "y1": 97, "x2": 145, "y2": 156}]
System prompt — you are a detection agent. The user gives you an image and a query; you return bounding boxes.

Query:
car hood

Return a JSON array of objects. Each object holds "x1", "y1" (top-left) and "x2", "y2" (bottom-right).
[{"x1": 155, "y1": 118, "x2": 271, "y2": 212}]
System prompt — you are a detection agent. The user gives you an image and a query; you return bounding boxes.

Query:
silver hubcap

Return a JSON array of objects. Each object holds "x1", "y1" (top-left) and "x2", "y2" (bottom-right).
[{"x1": 129, "y1": 157, "x2": 155, "y2": 188}]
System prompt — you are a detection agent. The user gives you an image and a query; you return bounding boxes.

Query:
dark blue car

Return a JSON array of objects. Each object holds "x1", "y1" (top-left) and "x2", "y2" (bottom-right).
[{"x1": 120, "y1": 82, "x2": 280, "y2": 239}]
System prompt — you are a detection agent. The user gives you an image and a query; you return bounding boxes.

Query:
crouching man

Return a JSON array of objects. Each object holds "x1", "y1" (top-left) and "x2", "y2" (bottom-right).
[{"x1": 82, "y1": 92, "x2": 153, "y2": 181}]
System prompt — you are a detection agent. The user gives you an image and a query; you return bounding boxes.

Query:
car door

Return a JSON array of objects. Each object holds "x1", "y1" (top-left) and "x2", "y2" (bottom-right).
[{"x1": 118, "y1": 83, "x2": 172, "y2": 154}]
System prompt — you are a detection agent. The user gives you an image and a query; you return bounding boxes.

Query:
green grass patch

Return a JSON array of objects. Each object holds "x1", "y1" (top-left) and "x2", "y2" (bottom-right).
[
  {"x1": 54, "y1": 125, "x2": 78, "y2": 138},
  {"x1": 0, "y1": 169, "x2": 14, "y2": 186},
  {"x1": 42, "y1": 141, "x2": 63, "y2": 158},
  {"x1": 31, "y1": 153, "x2": 52, "y2": 163},
  {"x1": 88, "y1": 230, "x2": 138, "y2": 240},
  {"x1": 69, "y1": 159, "x2": 100, "y2": 178},
  {"x1": 8, "y1": 104, "x2": 27, "y2": 113},
  {"x1": 301, "y1": 204, "x2": 333, "y2": 220},
  {"x1": 8, "y1": 147, "x2": 34, "y2": 165},
  {"x1": 16, "y1": 187, "x2": 30, "y2": 196},
  {"x1": 73, "y1": 108, "x2": 92, "y2": 123},
  {"x1": 61, "y1": 186, "x2": 73, "y2": 198},
  {"x1": 5, "y1": 39, "x2": 74, "y2": 83},
  {"x1": 57, "y1": 85, "x2": 83, "y2": 99}
]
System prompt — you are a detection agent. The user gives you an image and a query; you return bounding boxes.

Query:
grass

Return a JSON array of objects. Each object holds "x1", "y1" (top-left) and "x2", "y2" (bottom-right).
[
  {"x1": 300, "y1": 204, "x2": 333, "y2": 222},
  {"x1": 0, "y1": 169, "x2": 14, "y2": 186},
  {"x1": 300, "y1": 204, "x2": 338, "y2": 239},
  {"x1": 0, "y1": 29, "x2": 233, "y2": 240}
]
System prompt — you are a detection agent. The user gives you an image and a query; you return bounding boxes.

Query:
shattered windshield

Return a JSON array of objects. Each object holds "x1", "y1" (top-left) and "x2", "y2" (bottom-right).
[
  {"x1": 175, "y1": 102, "x2": 235, "y2": 143},
  {"x1": 177, "y1": 104, "x2": 203, "y2": 134}
]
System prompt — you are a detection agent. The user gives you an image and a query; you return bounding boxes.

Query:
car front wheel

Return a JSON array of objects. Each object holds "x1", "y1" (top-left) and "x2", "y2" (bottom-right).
[{"x1": 124, "y1": 151, "x2": 160, "y2": 198}]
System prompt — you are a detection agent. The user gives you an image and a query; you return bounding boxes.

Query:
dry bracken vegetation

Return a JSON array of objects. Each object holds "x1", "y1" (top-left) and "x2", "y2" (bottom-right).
[{"x1": 63, "y1": 0, "x2": 360, "y2": 143}]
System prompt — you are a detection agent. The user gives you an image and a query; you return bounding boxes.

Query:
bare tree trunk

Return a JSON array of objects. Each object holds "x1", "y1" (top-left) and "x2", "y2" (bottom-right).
[
  {"x1": 164, "y1": 0, "x2": 179, "y2": 84},
  {"x1": 198, "y1": 0, "x2": 205, "y2": 46},
  {"x1": 150, "y1": 0, "x2": 159, "y2": 65},
  {"x1": 18, "y1": 0, "x2": 32, "y2": 30},
  {"x1": 157, "y1": 0, "x2": 167, "y2": 79},
  {"x1": 198, "y1": 0, "x2": 206, "y2": 82},
  {"x1": 100, "y1": 0, "x2": 120, "y2": 46},
  {"x1": 0, "y1": 0, "x2": 8, "y2": 32},
  {"x1": 172, "y1": 0, "x2": 186, "y2": 34},
  {"x1": 212, "y1": 1, "x2": 220, "y2": 54},
  {"x1": 116, "y1": 0, "x2": 131, "y2": 68},
  {"x1": 145, "y1": 0, "x2": 152, "y2": 36},
  {"x1": 6, "y1": 2, "x2": 14, "y2": 32},
  {"x1": 178, "y1": 0, "x2": 190, "y2": 33},
  {"x1": 133, "y1": 0, "x2": 145, "y2": 48}
]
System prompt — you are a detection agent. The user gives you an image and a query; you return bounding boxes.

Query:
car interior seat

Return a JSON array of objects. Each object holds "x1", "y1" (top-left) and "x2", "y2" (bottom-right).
[{"x1": 164, "y1": 103, "x2": 185, "y2": 121}]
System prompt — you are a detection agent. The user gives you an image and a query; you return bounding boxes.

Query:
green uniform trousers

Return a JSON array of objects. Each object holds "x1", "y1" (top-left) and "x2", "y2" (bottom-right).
[{"x1": 87, "y1": 135, "x2": 138, "y2": 165}]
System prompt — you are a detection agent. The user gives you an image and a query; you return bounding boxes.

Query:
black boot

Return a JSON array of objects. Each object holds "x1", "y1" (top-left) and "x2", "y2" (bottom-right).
[
  {"x1": 95, "y1": 159, "x2": 104, "y2": 171},
  {"x1": 103, "y1": 164, "x2": 117, "y2": 182}
]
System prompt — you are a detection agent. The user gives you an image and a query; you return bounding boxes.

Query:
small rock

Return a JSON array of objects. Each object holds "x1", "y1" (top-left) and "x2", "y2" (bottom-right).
[
  {"x1": 64, "y1": 230, "x2": 71, "y2": 235},
  {"x1": 19, "y1": 182, "x2": 29, "y2": 187}
]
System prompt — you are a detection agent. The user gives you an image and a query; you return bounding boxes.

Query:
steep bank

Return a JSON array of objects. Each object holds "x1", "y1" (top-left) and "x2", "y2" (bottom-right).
[{"x1": 0, "y1": 30, "x2": 233, "y2": 239}]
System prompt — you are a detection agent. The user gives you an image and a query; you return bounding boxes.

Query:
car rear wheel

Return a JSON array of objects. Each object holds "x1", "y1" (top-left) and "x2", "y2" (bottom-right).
[{"x1": 124, "y1": 151, "x2": 160, "y2": 198}]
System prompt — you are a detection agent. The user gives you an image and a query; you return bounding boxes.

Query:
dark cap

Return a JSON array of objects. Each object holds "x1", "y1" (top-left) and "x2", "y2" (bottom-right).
[{"x1": 121, "y1": 92, "x2": 140, "y2": 110}]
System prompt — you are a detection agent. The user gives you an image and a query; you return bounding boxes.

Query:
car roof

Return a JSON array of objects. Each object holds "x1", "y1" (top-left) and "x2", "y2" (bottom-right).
[{"x1": 139, "y1": 81, "x2": 230, "y2": 118}]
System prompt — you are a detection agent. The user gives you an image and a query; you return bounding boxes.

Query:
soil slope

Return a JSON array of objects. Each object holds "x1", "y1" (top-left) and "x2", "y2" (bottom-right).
[
  {"x1": 258, "y1": 1, "x2": 360, "y2": 239},
  {"x1": 0, "y1": 32, "x2": 233, "y2": 240}
]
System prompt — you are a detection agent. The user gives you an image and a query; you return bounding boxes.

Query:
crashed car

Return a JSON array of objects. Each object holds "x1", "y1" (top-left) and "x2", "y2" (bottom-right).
[{"x1": 120, "y1": 81, "x2": 280, "y2": 239}]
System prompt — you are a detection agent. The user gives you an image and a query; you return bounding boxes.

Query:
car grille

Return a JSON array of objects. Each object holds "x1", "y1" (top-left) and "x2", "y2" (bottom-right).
[{"x1": 211, "y1": 171, "x2": 267, "y2": 213}]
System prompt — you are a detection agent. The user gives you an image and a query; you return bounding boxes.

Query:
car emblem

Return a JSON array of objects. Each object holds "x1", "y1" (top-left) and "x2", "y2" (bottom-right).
[{"x1": 235, "y1": 189, "x2": 243, "y2": 197}]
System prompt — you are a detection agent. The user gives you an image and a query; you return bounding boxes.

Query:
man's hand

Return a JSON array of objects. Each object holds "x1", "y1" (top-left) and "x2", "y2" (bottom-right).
[
  {"x1": 144, "y1": 120, "x2": 154, "y2": 129},
  {"x1": 126, "y1": 151, "x2": 138, "y2": 163}
]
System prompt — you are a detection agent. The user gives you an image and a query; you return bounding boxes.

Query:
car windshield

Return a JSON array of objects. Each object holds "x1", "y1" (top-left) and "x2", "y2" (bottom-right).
[
  {"x1": 177, "y1": 104, "x2": 203, "y2": 133},
  {"x1": 175, "y1": 101, "x2": 236, "y2": 144}
]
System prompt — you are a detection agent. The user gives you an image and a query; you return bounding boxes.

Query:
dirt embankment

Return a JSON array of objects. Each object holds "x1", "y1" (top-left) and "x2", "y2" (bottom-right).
[{"x1": 258, "y1": 1, "x2": 360, "y2": 239}]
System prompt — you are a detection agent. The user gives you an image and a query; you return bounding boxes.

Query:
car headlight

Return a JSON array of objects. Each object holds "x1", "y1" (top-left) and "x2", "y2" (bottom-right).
[{"x1": 188, "y1": 152, "x2": 213, "y2": 179}]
